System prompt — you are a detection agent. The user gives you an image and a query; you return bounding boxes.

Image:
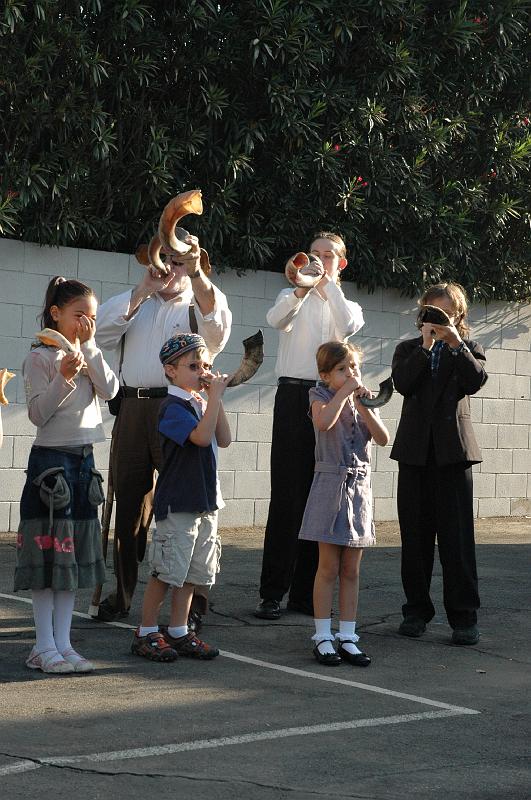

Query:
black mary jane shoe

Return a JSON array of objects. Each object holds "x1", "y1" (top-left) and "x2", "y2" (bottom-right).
[
  {"x1": 312, "y1": 641, "x2": 342, "y2": 666},
  {"x1": 337, "y1": 642, "x2": 371, "y2": 667}
]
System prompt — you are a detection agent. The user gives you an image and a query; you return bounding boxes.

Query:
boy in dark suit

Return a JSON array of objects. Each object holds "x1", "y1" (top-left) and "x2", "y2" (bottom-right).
[{"x1": 390, "y1": 283, "x2": 488, "y2": 645}]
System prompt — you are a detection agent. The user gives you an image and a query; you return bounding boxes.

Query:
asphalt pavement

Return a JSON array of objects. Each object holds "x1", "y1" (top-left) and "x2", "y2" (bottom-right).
[{"x1": 0, "y1": 518, "x2": 529, "y2": 800}]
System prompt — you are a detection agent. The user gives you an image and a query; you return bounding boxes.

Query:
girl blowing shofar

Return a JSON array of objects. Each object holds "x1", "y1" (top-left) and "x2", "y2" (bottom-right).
[
  {"x1": 15, "y1": 277, "x2": 118, "y2": 674},
  {"x1": 299, "y1": 342, "x2": 389, "y2": 666}
]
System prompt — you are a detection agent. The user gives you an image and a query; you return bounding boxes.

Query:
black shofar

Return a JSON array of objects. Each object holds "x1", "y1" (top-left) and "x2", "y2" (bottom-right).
[{"x1": 359, "y1": 376, "x2": 394, "y2": 408}]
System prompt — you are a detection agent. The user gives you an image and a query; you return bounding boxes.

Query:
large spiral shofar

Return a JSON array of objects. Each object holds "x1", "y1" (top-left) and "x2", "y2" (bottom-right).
[{"x1": 143, "y1": 189, "x2": 204, "y2": 275}]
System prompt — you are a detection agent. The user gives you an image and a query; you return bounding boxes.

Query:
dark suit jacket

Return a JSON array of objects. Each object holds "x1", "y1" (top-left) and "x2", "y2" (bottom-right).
[{"x1": 390, "y1": 337, "x2": 488, "y2": 466}]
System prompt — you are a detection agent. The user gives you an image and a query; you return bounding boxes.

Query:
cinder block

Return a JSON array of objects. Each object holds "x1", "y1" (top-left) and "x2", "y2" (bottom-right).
[
  {"x1": 354, "y1": 336, "x2": 381, "y2": 364},
  {"x1": 511, "y1": 498, "x2": 530, "y2": 516},
  {"x1": 13, "y1": 436, "x2": 32, "y2": 468},
  {"x1": 221, "y1": 270, "x2": 266, "y2": 299},
  {"x1": 224, "y1": 412, "x2": 237, "y2": 440},
  {"x1": 485, "y1": 300, "x2": 519, "y2": 325},
  {"x1": 224, "y1": 295, "x2": 243, "y2": 325},
  {"x1": 484, "y1": 348, "x2": 516, "y2": 374},
  {"x1": 24, "y1": 242, "x2": 78, "y2": 277},
  {"x1": 128, "y1": 256, "x2": 145, "y2": 286},
  {"x1": 359, "y1": 311, "x2": 400, "y2": 340},
  {"x1": 247, "y1": 356, "x2": 277, "y2": 387},
  {"x1": 480, "y1": 373, "x2": 500, "y2": 399},
  {"x1": 473, "y1": 473, "x2": 495, "y2": 498},
  {"x1": 398, "y1": 314, "x2": 419, "y2": 337},
  {"x1": 480, "y1": 449, "x2": 513, "y2": 474},
  {"x1": 219, "y1": 471, "x2": 235, "y2": 499},
  {"x1": 512, "y1": 449, "x2": 531, "y2": 474},
  {"x1": 381, "y1": 289, "x2": 417, "y2": 315},
  {"x1": 477, "y1": 497, "x2": 511, "y2": 517},
  {"x1": 516, "y1": 351, "x2": 531, "y2": 377},
  {"x1": 264, "y1": 271, "x2": 287, "y2": 300},
  {"x1": 375, "y1": 446, "x2": 398, "y2": 472},
  {"x1": 473, "y1": 322, "x2": 502, "y2": 350},
  {"x1": 497, "y1": 424, "x2": 529, "y2": 449},
  {"x1": 78, "y1": 249, "x2": 130, "y2": 284},
  {"x1": 499, "y1": 375, "x2": 530, "y2": 401},
  {"x1": 0, "y1": 336, "x2": 37, "y2": 370},
  {"x1": 93, "y1": 439, "x2": 111, "y2": 469},
  {"x1": 2, "y1": 405, "x2": 37, "y2": 436},
  {"x1": 217, "y1": 441, "x2": 257, "y2": 471},
  {"x1": 380, "y1": 339, "x2": 400, "y2": 366},
  {"x1": 473, "y1": 424, "x2": 498, "y2": 449},
  {"x1": 470, "y1": 397, "x2": 482, "y2": 422},
  {"x1": 218, "y1": 499, "x2": 255, "y2": 527},
  {"x1": 1, "y1": 468, "x2": 26, "y2": 501},
  {"x1": 236, "y1": 413, "x2": 272, "y2": 443},
  {"x1": 256, "y1": 442, "x2": 271, "y2": 471},
  {"x1": 0, "y1": 303, "x2": 22, "y2": 337},
  {"x1": 212, "y1": 352, "x2": 241, "y2": 375},
  {"x1": 222, "y1": 385, "x2": 260, "y2": 414},
  {"x1": 241, "y1": 297, "x2": 274, "y2": 327},
  {"x1": 234, "y1": 471, "x2": 270, "y2": 499},
  {"x1": 0, "y1": 271, "x2": 50, "y2": 305},
  {"x1": 254, "y1": 499, "x2": 269, "y2": 526},
  {"x1": 100, "y1": 282, "x2": 133, "y2": 304},
  {"x1": 0, "y1": 436, "x2": 13, "y2": 468},
  {"x1": 496, "y1": 473, "x2": 527, "y2": 498},
  {"x1": 0, "y1": 238, "x2": 24, "y2": 270},
  {"x1": 343, "y1": 283, "x2": 382, "y2": 312},
  {"x1": 22, "y1": 306, "x2": 41, "y2": 339},
  {"x1": 373, "y1": 497, "x2": 398, "y2": 521},
  {"x1": 371, "y1": 471, "x2": 394, "y2": 498},
  {"x1": 0, "y1": 502, "x2": 9, "y2": 531},
  {"x1": 502, "y1": 324, "x2": 530, "y2": 351},
  {"x1": 482, "y1": 399, "x2": 514, "y2": 424},
  {"x1": 514, "y1": 400, "x2": 531, "y2": 425},
  {"x1": 259, "y1": 385, "x2": 276, "y2": 413}
]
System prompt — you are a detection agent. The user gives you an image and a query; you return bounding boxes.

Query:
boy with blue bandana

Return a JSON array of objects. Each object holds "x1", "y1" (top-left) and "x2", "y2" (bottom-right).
[{"x1": 131, "y1": 333, "x2": 231, "y2": 662}]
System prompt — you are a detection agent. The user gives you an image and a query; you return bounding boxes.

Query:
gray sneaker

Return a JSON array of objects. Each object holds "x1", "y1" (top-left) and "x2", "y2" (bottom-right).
[{"x1": 451, "y1": 625, "x2": 480, "y2": 645}]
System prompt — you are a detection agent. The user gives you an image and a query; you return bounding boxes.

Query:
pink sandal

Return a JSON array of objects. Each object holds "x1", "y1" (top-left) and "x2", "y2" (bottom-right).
[{"x1": 25, "y1": 648, "x2": 75, "y2": 674}]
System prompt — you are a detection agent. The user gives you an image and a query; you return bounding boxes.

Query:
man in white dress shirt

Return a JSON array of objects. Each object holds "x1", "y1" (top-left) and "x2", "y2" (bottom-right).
[
  {"x1": 95, "y1": 236, "x2": 232, "y2": 623},
  {"x1": 255, "y1": 232, "x2": 364, "y2": 620}
]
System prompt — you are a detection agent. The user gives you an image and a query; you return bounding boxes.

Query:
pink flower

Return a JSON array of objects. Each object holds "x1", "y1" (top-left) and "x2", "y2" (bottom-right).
[{"x1": 333, "y1": 144, "x2": 341, "y2": 151}]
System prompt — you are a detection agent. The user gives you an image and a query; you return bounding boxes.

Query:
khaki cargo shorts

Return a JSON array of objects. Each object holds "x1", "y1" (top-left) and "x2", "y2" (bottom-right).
[{"x1": 149, "y1": 510, "x2": 221, "y2": 587}]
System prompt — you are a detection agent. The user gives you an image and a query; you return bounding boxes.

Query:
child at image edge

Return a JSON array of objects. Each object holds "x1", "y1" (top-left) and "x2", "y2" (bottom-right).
[
  {"x1": 299, "y1": 341, "x2": 389, "y2": 666},
  {"x1": 15, "y1": 276, "x2": 118, "y2": 674},
  {"x1": 131, "y1": 333, "x2": 231, "y2": 662}
]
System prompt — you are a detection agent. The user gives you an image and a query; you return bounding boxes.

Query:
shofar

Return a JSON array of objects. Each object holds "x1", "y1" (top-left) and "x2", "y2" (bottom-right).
[
  {"x1": 35, "y1": 329, "x2": 79, "y2": 353},
  {"x1": 143, "y1": 189, "x2": 204, "y2": 275},
  {"x1": 358, "y1": 376, "x2": 394, "y2": 409},
  {"x1": 200, "y1": 330, "x2": 264, "y2": 389},
  {"x1": 285, "y1": 252, "x2": 325, "y2": 288},
  {"x1": 0, "y1": 368, "x2": 15, "y2": 405}
]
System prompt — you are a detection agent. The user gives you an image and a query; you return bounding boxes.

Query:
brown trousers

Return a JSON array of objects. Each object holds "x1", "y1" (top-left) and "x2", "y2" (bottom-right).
[{"x1": 106, "y1": 396, "x2": 209, "y2": 615}]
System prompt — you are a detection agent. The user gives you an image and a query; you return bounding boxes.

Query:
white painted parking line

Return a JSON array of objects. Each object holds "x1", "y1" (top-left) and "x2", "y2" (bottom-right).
[
  {"x1": 0, "y1": 592, "x2": 480, "y2": 715},
  {"x1": 0, "y1": 709, "x2": 464, "y2": 776}
]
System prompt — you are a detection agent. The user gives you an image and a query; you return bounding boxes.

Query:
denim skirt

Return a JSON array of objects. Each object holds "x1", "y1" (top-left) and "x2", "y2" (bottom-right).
[{"x1": 14, "y1": 445, "x2": 106, "y2": 591}]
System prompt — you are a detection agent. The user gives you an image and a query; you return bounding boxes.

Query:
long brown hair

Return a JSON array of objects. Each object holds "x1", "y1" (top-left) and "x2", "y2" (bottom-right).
[
  {"x1": 316, "y1": 340, "x2": 362, "y2": 378},
  {"x1": 418, "y1": 282, "x2": 470, "y2": 338},
  {"x1": 40, "y1": 276, "x2": 95, "y2": 330}
]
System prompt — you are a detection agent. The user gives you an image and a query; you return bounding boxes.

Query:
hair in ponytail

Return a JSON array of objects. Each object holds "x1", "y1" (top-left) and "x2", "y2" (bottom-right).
[{"x1": 40, "y1": 276, "x2": 95, "y2": 330}]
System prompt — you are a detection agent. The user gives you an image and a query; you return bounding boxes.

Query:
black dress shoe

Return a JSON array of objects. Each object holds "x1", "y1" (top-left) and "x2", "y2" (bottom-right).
[
  {"x1": 451, "y1": 624, "x2": 480, "y2": 645},
  {"x1": 398, "y1": 616, "x2": 426, "y2": 637},
  {"x1": 96, "y1": 599, "x2": 129, "y2": 623},
  {"x1": 254, "y1": 599, "x2": 281, "y2": 620},
  {"x1": 286, "y1": 600, "x2": 314, "y2": 616},
  {"x1": 313, "y1": 642, "x2": 342, "y2": 666},
  {"x1": 337, "y1": 643, "x2": 371, "y2": 667}
]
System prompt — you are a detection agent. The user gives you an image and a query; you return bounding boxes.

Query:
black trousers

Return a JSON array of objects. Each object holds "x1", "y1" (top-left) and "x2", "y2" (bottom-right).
[
  {"x1": 259, "y1": 382, "x2": 319, "y2": 604},
  {"x1": 397, "y1": 461, "x2": 480, "y2": 629}
]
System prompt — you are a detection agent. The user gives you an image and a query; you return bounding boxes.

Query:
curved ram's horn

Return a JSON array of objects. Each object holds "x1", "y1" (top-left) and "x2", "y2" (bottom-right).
[
  {"x1": 285, "y1": 252, "x2": 324, "y2": 288},
  {"x1": 35, "y1": 328, "x2": 78, "y2": 354},
  {"x1": 135, "y1": 244, "x2": 150, "y2": 266},
  {"x1": 147, "y1": 233, "x2": 169, "y2": 275},
  {"x1": 227, "y1": 330, "x2": 264, "y2": 387},
  {"x1": 158, "y1": 189, "x2": 203, "y2": 254},
  {"x1": 0, "y1": 368, "x2": 15, "y2": 405},
  {"x1": 359, "y1": 376, "x2": 394, "y2": 409}
]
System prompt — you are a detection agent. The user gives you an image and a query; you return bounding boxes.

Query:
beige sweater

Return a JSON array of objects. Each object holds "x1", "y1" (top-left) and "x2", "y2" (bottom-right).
[{"x1": 23, "y1": 341, "x2": 119, "y2": 448}]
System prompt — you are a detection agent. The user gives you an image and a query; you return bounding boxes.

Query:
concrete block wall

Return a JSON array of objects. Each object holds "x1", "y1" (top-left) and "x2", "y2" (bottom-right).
[{"x1": 0, "y1": 237, "x2": 529, "y2": 530}]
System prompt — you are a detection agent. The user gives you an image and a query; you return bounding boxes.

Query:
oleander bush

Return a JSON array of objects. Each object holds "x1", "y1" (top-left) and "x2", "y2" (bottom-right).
[{"x1": 0, "y1": 0, "x2": 529, "y2": 299}]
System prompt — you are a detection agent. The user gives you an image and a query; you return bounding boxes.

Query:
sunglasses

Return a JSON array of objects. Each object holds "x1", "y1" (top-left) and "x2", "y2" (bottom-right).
[{"x1": 177, "y1": 361, "x2": 212, "y2": 372}]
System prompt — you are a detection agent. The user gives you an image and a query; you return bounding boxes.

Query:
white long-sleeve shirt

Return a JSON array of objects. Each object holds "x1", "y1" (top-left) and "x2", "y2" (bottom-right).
[
  {"x1": 96, "y1": 286, "x2": 232, "y2": 388},
  {"x1": 267, "y1": 282, "x2": 364, "y2": 380},
  {"x1": 23, "y1": 342, "x2": 119, "y2": 447}
]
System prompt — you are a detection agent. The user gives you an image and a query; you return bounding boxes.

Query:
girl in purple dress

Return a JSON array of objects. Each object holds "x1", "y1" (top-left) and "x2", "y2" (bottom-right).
[{"x1": 299, "y1": 341, "x2": 389, "y2": 666}]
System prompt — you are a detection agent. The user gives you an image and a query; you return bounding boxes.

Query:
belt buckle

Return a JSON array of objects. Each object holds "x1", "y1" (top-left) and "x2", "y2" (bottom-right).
[{"x1": 136, "y1": 388, "x2": 150, "y2": 399}]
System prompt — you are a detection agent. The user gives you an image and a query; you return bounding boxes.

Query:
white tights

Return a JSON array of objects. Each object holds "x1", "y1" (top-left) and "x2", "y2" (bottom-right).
[{"x1": 32, "y1": 589, "x2": 76, "y2": 656}]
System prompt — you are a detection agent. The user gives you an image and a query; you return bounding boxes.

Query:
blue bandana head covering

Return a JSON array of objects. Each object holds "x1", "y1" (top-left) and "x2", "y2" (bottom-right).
[{"x1": 159, "y1": 333, "x2": 207, "y2": 365}]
